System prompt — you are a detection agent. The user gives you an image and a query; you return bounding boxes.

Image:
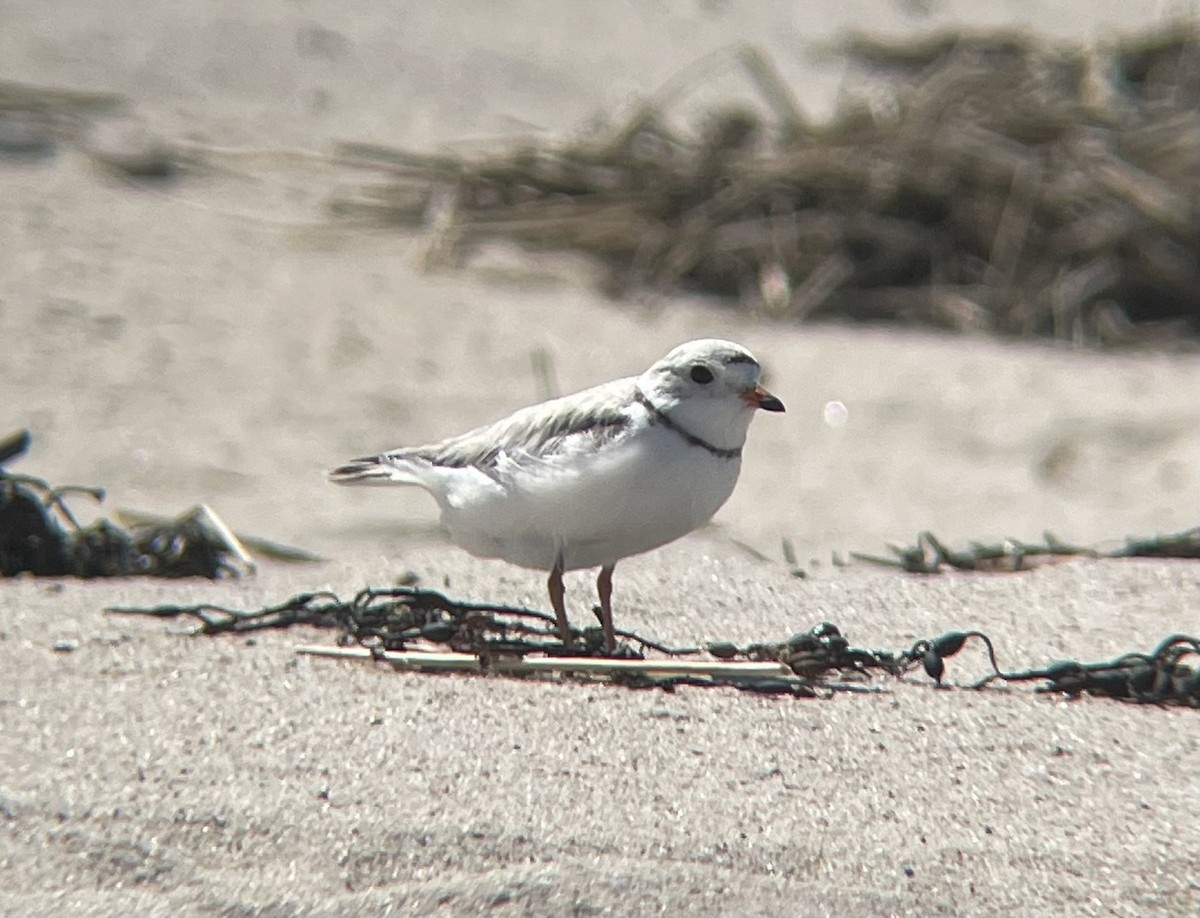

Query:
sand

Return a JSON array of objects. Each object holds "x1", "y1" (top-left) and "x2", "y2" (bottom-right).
[{"x1": 2, "y1": 2, "x2": 1198, "y2": 916}]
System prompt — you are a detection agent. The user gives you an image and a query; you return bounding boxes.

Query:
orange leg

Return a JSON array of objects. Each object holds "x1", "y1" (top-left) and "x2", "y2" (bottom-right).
[
  {"x1": 596, "y1": 564, "x2": 616, "y2": 653},
  {"x1": 547, "y1": 563, "x2": 571, "y2": 645}
]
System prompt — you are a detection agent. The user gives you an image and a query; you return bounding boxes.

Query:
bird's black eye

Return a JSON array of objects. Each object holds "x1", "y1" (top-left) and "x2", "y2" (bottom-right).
[{"x1": 690, "y1": 365, "x2": 714, "y2": 384}]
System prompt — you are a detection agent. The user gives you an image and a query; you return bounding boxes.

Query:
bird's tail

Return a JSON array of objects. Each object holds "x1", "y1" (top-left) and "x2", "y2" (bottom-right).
[{"x1": 327, "y1": 455, "x2": 424, "y2": 487}]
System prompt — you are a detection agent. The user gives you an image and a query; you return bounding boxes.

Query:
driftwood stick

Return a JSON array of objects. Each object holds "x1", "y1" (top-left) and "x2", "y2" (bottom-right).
[{"x1": 295, "y1": 644, "x2": 793, "y2": 679}]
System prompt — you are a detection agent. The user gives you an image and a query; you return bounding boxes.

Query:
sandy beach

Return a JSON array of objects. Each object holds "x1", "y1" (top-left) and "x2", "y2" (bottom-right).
[{"x1": 2, "y1": 2, "x2": 1198, "y2": 915}]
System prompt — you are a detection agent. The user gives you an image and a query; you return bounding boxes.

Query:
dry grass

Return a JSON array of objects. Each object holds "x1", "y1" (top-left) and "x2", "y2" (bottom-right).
[{"x1": 330, "y1": 24, "x2": 1200, "y2": 347}]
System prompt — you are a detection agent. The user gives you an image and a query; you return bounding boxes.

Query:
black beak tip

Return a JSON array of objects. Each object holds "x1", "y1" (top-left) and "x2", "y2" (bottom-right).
[{"x1": 761, "y1": 395, "x2": 786, "y2": 413}]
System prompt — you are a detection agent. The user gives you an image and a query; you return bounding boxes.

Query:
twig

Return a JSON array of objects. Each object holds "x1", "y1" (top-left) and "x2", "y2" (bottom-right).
[
  {"x1": 296, "y1": 644, "x2": 791, "y2": 678},
  {"x1": 115, "y1": 508, "x2": 324, "y2": 563}
]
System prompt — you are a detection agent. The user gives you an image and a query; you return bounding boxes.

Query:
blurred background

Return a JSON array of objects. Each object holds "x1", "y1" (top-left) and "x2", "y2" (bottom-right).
[{"x1": 1, "y1": 0, "x2": 1197, "y2": 570}]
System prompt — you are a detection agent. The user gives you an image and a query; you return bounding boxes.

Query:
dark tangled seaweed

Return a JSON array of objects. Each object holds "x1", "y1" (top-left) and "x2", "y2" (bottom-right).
[{"x1": 108, "y1": 586, "x2": 1200, "y2": 706}]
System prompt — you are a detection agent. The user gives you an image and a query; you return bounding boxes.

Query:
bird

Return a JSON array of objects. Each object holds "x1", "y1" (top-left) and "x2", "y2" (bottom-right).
[{"x1": 328, "y1": 338, "x2": 784, "y2": 652}]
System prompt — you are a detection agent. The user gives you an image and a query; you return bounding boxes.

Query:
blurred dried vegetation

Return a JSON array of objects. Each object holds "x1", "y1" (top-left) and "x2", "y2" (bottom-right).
[
  {"x1": 328, "y1": 24, "x2": 1200, "y2": 347},
  {"x1": 2, "y1": 23, "x2": 1197, "y2": 346}
]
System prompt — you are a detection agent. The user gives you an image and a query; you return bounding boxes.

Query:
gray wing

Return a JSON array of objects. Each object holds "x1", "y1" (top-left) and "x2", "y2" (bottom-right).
[{"x1": 389, "y1": 377, "x2": 639, "y2": 470}]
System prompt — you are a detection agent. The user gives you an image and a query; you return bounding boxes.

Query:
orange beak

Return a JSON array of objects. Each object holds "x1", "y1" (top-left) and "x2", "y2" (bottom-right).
[{"x1": 741, "y1": 384, "x2": 785, "y2": 412}]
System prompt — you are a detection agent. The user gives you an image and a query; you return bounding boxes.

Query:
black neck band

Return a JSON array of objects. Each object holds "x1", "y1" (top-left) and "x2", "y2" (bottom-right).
[{"x1": 634, "y1": 390, "x2": 742, "y2": 460}]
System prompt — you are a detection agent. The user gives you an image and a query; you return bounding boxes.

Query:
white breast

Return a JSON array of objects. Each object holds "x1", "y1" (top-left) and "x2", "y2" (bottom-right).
[{"x1": 432, "y1": 424, "x2": 742, "y2": 571}]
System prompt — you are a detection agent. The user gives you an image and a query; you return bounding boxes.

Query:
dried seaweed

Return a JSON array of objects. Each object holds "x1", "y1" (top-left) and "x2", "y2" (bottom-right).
[
  {"x1": 106, "y1": 589, "x2": 898, "y2": 697},
  {"x1": 852, "y1": 526, "x2": 1200, "y2": 573},
  {"x1": 329, "y1": 24, "x2": 1200, "y2": 347},
  {"x1": 110, "y1": 586, "x2": 676, "y2": 655},
  {"x1": 961, "y1": 633, "x2": 1200, "y2": 702},
  {"x1": 109, "y1": 587, "x2": 1200, "y2": 706},
  {"x1": 0, "y1": 429, "x2": 266, "y2": 578}
]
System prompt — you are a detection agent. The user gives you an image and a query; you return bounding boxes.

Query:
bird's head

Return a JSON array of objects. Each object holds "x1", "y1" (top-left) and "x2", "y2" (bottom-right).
[{"x1": 638, "y1": 338, "x2": 784, "y2": 452}]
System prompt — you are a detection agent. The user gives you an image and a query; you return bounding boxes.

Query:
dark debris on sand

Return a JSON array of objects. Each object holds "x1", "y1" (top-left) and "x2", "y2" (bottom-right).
[
  {"x1": 110, "y1": 586, "x2": 1200, "y2": 707},
  {"x1": 0, "y1": 430, "x2": 254, "y2": 579},
  {"x1": 851, "y1": 526, "x2": 1200, "y2": 573}
]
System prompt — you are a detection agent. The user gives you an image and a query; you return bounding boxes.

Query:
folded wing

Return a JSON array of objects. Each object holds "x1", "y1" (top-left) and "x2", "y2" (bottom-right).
[{"x1": 328, "y1": 377, "x2": 639, "y2": 487}]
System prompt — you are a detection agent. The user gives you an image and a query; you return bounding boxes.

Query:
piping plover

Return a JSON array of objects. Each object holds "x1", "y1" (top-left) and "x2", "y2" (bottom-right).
[{"x1": 329, "y1": 338, "x2": 784, "y2": 652}]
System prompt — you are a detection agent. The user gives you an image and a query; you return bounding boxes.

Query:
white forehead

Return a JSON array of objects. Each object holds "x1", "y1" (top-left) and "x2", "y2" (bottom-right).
[{"x1": 660, "y1": 338, "x2": 759, "y2": 368}]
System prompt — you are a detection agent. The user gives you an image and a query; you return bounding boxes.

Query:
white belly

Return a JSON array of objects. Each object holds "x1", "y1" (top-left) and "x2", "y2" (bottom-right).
[{"x1": 434, "y1": 425, "x2": 742, "y2": 571}]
